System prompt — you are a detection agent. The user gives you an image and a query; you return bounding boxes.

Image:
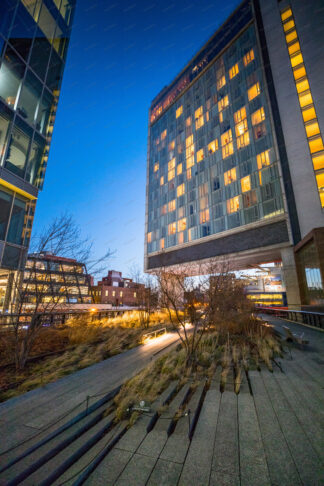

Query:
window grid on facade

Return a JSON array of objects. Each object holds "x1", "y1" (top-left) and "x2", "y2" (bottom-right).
[{"x1": 147, "y1": 21, "x2": 284, "y2": 254}]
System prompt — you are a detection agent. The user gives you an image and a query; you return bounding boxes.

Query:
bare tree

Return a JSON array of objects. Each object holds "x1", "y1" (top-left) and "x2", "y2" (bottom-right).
[
  {"x1": 128, "y1": 265, "x2": 158, "y2": 329},
  {"x1": 8, "y1": 214, "x2": 114, "y2": 370},
  {"x1": 156, "y1": 266, "x2": 207, "y2": 367},
  {"x1": 156, "y1": 259, "x2": 254, "y2": 368}
]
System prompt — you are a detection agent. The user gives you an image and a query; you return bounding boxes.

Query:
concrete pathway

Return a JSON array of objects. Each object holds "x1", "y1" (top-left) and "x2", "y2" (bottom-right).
[{"x1": 0, "y1": 331, "x2": 179, "y2": 455}]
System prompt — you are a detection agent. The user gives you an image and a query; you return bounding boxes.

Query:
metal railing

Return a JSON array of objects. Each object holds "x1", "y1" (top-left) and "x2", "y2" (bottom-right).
[
  {"x1": 255, "y1": 306, "x2": 324, "y2": 330},
  {"x1": 142, "y1": 327, "x2": 167, "y2": 341}
]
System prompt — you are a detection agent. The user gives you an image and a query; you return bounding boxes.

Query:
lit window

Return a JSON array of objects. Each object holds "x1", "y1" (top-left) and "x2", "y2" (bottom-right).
[
  {"x1": 248, "y1": 83, "x2": 260, "y2": 101},
  {"x1": 177, "y1": 217, "x2": 187, "y2": 231},
  {"x1": 168, "y1": 199, "x2": 176, "y2": 212},
  {"x1": 178, "y1": 232, "x2": 184, "y2": 244},
  {"x1": 235, "y1": 118, "x2": 248, "y2": 136},
  {"x1": 221, "y1": 129, "x2": 232, "y2": 146},
  {"x1": 160, "y1": 238, "x2": 165, "y2": 250},
  {"x1": 227, "y1": 196, "x2": 240, "y2": 213},
  {"x1": 153, "y1": 162, "x2": 159, "y2": 172},
  {"x1": 224, "y1": 168, "x2": 237, "y2": 185},
  {"x1": 241, "y1": 176, "x2": 251, "y2": 192},
  {"x1": 105, "y1": 290, "x2": 108, "y2": 296},
  {"x1": 299, "y1": 91, "x2": 313, "y2": 108},
  {"x1": 177, "y1": 183, "x2": 185, "y2": 197},
  {"x1": 295, "y1": 78, "x2": 310, "y2": 94},
  {"x1": 234, "y1": 106, "x2": 246, "y2": 124},
  {"x1": 134, "y1": 292, "x2": 137, "y2": 298},
  {"x1": 120, "y1": 291, "x2": 123, "y2": 297},
  {"x1": 147, "y1": 232, "x2": 152, "y2": 243},
  {"x1": 302, "y1": 106, "x2": 316, "y2": 123},
  {"x1": 168, "y1": 222, "x2": 176, "y2": 235},
  {"x1": 217, "y1": 75, "x2": 226, "y2": 90},
  {"x1": 288, "y1": 41, "x2": 300, "y2": 56},
  {"x1": 283, "y1": 19, "x2": 295, "y2": 32},
  {"x1": 168, "y1": 158, "x2": 175, "y2": 171},
  {"x1": 222, "y1": 142, "x2": 234, "y2": 159},
  {"x1": 169, "y1": 140, "x2": 175, "y2": 150},
  {"x1": 197, "y1": 149, "x2": 204, "y2": 162},
  {"x1": 218, "y1": 95, "x2": 229, "y2": 112},
  {"x1": 208, "y1": 139, "x2": 218, "y2": 153},
  {"x1": 237, "y1": 131, "x2": 250, "y2": 149},
  {"x1": 178, "y1": 206, "x2": 185, "y2": 218},
  {"x1": 290, "y1": 52, "x2": 303, "y2": 68},
  {"x1": 257, "y1": 150, "x2": 271, "y2": 169},
  {"x1": 160, "y1": 176, "x2": 164, "y2": 186},
  {"x1": 219, "y1": 112, "x2": 223, "y2": 123},
  {"x1": 199, "y1": 209, "x2": 210, "y2": 223},
  {"x1": 186, "y1": 156, "x2": 194, "y2": 169},
  {"x1": 161, "y1": 204, "x2": 167, "y2": 215},
  {"x1": 161, "y1": 129, "x2": 167, "y2": 140},
  {"x1": 312, "y1": 153, "x2": 324, "y2": 171},
  {"x1": 281, "y1": 8, "x2": 292, "y2": 21},
  {"x1": 195, "y1": 106, "x2": 204, "y2": 129},
  {"x1": 112, "y1": 291, "x2": 115, "y2": 297},
  {"x1": 229, "y1": 63, "x2": 239, "y2": 79},
  {"x1": 316, "y1": 171, "x2": 324, "y2": 195},
  {"x1": 177, "y1": 163, "x2": 183, "y2": 175},
  {"x1": 186, "y1": 135, "x2": 193, "y2": 148},
  {"x1": 309, "y1": 136, "x2": 324, "y2": 154},
  {"x1": 186, "y1": 145, "x2": 195, "y2": 159},
  {"x1": 285, "y1": 30, "x2": 298, "y2": 45},
  {"x1": 187, "y1": 168, "x2": 192, "y2": 180},
  {"x1": 251, "y1": 107, "x2": 265, "y2": 125},
  {"x1": 293, "y1": 65, "x2": 306, "y2": 80},
  {"x1": 200, "y1": 196, "x2": 208, "y2": 210},
  {"x1": 186, "y1": 116, "x2": 191, "y2": 127},
  {"x1": 168, "y1": 169, "x2": 175, "y2": 181},
  {"x1": 305, "y1": 121, "x2": 320, "y2": 138},
  {"x1": 243, "y1": 49, "x2": 254, "y2": 67},
  {"x1": 176, "y1": 106, "x2": 183, "y2": 118}
]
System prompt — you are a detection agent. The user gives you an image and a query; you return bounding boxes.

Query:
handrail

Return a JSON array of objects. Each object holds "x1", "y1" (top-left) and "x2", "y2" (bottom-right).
[{"x1": 256, "y1": 306, "x2": 324, "y2": 330}]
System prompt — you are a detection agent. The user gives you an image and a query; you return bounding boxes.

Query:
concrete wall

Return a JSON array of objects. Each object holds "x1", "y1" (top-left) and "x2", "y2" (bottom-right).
[{"x1": 259, "y1": 0, "x2": 324, "y2": 240}]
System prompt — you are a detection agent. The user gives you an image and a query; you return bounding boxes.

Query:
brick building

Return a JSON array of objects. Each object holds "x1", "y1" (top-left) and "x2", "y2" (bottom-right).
[{"x1": 92, "y1": 270, "x2": 145, "y2": 307}]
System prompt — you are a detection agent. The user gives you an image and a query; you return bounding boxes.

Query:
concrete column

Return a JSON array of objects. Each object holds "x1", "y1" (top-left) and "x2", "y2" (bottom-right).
[{"x1": 281, "y1": 247, "x2": 301, "y2": 309}]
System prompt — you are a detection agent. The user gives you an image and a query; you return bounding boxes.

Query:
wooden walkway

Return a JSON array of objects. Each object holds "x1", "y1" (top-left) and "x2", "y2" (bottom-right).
[
  {"x1": 1, "y1": 315, "x2": 323, "y2": 485},
  {"x1": 83, "y1": 316, "x2": 324, "y2": 486}
]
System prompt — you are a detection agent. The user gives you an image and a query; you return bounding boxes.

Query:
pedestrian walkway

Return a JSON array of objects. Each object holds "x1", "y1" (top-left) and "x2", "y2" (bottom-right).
[{"x1": 1, "y1": 317, "x2": 323, "y2": 485}]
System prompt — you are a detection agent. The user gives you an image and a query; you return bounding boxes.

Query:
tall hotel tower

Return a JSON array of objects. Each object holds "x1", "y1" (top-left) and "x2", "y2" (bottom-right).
[
  {"x1": 0, "y1": 0, "x2": 76, "y2": 310},
  {"x1": 145, "y1": 0, "x2": 324, "y2": 308}
]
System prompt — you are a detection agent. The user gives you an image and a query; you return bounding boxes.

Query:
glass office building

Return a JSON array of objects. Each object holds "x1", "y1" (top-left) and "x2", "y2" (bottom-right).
[
  {"x1": 0, "y1": 0, "x2": 76, "y2": 310},
  {"x1": 145, "y1": 0, "x2": 324, "y2": 308}
]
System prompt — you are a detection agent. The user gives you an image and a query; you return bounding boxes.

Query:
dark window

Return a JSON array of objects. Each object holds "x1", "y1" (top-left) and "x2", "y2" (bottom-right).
[
  {"x1": 29, "y1": 32, "x2": 51, "y2": 80},
  {"x1": 0, "y1": 188, "x2": 12, "y2": 240},
  {"x1": 25, "y1": 132, "x2": 45, "y2": 185},
  {"x1": 7, "y1": 194, "x2": 26, "y2": 245},
  {"x1": 0, "y1": 0, "x2": 17, "y2": 38},
  {"x1": 0, "y1": 45, "x2": 25, "y2": 108},
  {"x1": 5, "y1": 118, "x2": 32, "y2": 178},
  {"x1": 9, "y1": 2, "x2": 36, "y2": 60},
  {"x1": 2, "y1": 244, "x2": 21, "y2": 269},
  {"x1": 17, "y1": 69, "x2": 43, "y2": 124},
  {"x1": 253, "y1": 122, "x2": 266, "y2": 140},
  {"x1": 243, "y1": 190, "x2": 257, "y2": 208}
]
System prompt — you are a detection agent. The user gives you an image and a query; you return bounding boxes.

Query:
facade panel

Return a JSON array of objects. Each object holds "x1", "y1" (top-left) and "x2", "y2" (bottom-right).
[
  {"x1": 145, "y1": 1, "x2": 290, "y2": 270},
  {"x1": 0, "y1": 0, "x2": 75, "y2": 273}
]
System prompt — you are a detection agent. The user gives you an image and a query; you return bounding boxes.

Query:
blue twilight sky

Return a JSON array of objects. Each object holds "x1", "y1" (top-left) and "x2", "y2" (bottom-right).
[{"x1": 33, "y1": 0, "x2": 241, "y2": 278}]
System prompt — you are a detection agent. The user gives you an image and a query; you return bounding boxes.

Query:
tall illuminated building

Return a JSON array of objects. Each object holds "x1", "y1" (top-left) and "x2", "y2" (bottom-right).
[
  {"x1": 0, "y1": 0, "x2": 76, "y2": 311},
  {"x1": 145, "y1": 0, "x2": 324, "y2": 308}
]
